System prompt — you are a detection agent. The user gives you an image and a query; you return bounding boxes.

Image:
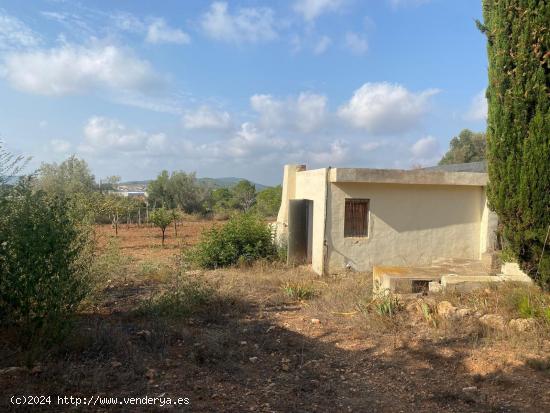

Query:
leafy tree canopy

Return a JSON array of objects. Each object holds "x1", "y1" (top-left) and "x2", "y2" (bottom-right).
[
  {"x1": 439, "y1": 129, "x2": 486, "y2": 165},
  {"x1": 36, "y1": 155, "x2": 96, "y2": 196}
]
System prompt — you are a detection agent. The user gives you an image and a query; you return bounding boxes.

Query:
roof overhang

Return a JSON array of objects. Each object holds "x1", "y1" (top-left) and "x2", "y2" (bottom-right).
[{"x1": 329, "y1": 168, "x2": 487, "y2": 186}]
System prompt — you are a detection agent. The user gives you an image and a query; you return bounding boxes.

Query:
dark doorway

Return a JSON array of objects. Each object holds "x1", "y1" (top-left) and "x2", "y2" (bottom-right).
[{"x1": 288, "y1": 199, "x2": 313, "y2": 265}]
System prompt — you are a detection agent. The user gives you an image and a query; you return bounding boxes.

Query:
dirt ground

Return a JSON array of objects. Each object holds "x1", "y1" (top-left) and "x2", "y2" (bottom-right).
[{"x1": 1, "y1": 222, "x2": 550, "y2": 412}]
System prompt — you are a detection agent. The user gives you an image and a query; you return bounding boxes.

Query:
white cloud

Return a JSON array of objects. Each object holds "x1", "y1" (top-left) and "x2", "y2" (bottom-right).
[
  {"x1": 293, "y1": 0, "x2": 345, "y2": 22},
  {"x1": 311, "y1": 140, "x2": 349, "y2": 164},
  {"x1": 112, "y1": 12, "x2": 146, "y2": 32},
  {"x1": 182, "y1": 106, "x2": 232, "y2": 130},
  {"x1": 182, "y1": 122, "x2": 287, "y2": 162},
  {"x1": 81, "y1": 117, "x2": 167, "y2": 153},
  {"x1": 146, "y1": 18, "x2": 190, "y2": 44},
  {"x1": 251, "y1": 92, "x2": 327, "y2": 133},
  {"x1": 344, "y1": 32, "x2": 368, "y2": 55},
  {"x1": 2, "y1": 43, "x2": 165, "y2": 96},
  {"x1": 201, "y1": 2, "x2": 277, "y2": 44},
  {"x1": 411, "y1": 135, "x2": 438, "y2": 158},
  {"x1": 50, "y1": 139, "x2": 71, "y2": 153},
  {"x1": 465, "y1": 89, "x2": 487, "y2": 121},
  {"x1": 0, "y1": 11, "x2": 41, "y2": 50},
  {"x1": 338, "y1": 82, "x2": 439, "y2": 134},
  {"x1": 313, "y1": 35, "x2": 331, "y2": 55}
]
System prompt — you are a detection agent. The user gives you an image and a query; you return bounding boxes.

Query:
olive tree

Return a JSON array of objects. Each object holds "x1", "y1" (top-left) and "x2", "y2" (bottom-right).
[{"x1": 149, "y1": 207, "x2": 173, "y2": 246}]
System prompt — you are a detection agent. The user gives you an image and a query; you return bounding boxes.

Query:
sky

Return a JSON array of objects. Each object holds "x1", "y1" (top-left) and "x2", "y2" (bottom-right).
[{"x1": 0, "y1": 0, "x2": 488, "y2": 185}]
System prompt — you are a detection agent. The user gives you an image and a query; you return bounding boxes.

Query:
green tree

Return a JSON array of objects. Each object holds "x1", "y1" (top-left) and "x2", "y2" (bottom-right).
[
  {"x1": 480, "y1": 0, "x2": 550, "y2": 286},
  {"x1": 148, "y1": 170, "x2": 204, "y2": 213},
  {"x1": 231, "y1": 180, "x2": 256, "y2": 212},
  {"x1": 36, "y1": 155, "x2": 96, "y2": 196},
  {"x1": 101, "y1": 175, "x2": 121, "y2": 192},
  {"x1": 149, "y1": 207, "x2": 173, "y2": 246},
  {"x1": 168, "y1": 171, "x2": 203, "y2": 213},
  {"x1": 0, "y1": 140, "x2": 28, "y2": 189},
  {"x1": 209, "y1": 187, "x2": 233, "y2": 212},
  {"x1": 102, "y1": 195, "x2": 126, "y2": 236},
  {"x1": 147, "y1": 170, "x2": 172, "y2": 208},
  {"x1": 255, "y1": 185, "x2": 282, "y2": 217},
  {"x1": 438, "y1": 129, "x2": 486, "y2": 165},
  {"x1": 0, "y1": 181, "x2": 93, "y2": 346}
]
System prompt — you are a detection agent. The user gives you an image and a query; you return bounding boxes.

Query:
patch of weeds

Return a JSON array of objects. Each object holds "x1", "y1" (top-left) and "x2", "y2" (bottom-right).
[
  {"x1": 517, "y1": 295, "x2": 538, "y2": 318},
  {"x1": 93, "y1": 238, "x2": 132, "y2": 284},
  {"x1": 421, "y1": 302, "x2": 438, "y2": 328},
  {"x1": 357, "y1": 293, "x2": 403, "y2": 317},
  {"x1": 526, "y1": 357, "x2": 550, "y2": 374},
  {"x1": 505, "y1": 287, "x2": 550, "y2": 320},
  {"x1": 374, "y1": 294, "x2": 403, "y2": 316},
  {"x1": 136, "y1": 278, "x2": 213, "y2": 318},
  {"x1": 137, "y1": 260, "x2": 171, "y2": 281},
  {"x1": 281, "y1": 281, "x2": 317, "y2": 300}
]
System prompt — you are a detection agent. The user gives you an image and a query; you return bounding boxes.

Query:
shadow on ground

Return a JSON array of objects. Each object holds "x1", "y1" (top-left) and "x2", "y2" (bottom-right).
[{"x1": 1, "y1": 286, "x2": 548, "y2": 413}]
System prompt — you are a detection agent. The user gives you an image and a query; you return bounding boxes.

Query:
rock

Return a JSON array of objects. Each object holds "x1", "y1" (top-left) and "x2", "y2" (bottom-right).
[
  {"x1": 145, "y1": 368, "x2": 157, "y2": 381},
  {"x1": 429, "y1": 281, "x2": 442, "y2": 293},
  {"x1": 30, "y1": 365, "x2": 43, "y2": 374},
  {"x1": 111, "y1": 361, "x2": 122, "y2": 368},
  {"x1": 240, "y1": 341, "x2": 248, "y2": 345},
  {"x1": 508, "y1": 318, "x2": 536, "y2": 332},
  {"x1": 437, "y1": 301, "x2": 457, "y2": 318},
  {"x1": 405, "y1": 301, "x2": 419, "y2": 313},
  {"x1": 461, "y1": 386, "x2": 487, "y2": 403},
  {"x1": 479, "y1": 314, "x2": 505, "y2": 330},
  {"x1": 0, "y1": 366, "x2": 27, "y2": 376},
  {"x1": 311, "y1": 318, "x2": 321, "y2": 324},
  {"x1": 136, "y1": 330, "x2": 151, "y2": 338},
  {"x1": 249, "y1": 357, "x2": 258, "y2": 363},
  {"x1": 455, "y1": 308, "x2": 471, "y2": 319}
]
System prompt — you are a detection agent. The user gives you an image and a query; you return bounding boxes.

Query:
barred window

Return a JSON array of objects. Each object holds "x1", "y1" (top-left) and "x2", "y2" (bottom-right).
[{"x1": 344, "y1": 199, "x2": 369, "y2": 237}]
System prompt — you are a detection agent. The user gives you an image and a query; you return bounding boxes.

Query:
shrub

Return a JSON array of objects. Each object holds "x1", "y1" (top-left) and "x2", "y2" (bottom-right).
[
  {"x1": 136, "y1": 278, "x2": 212, "y2": 318},
  {"x1": 0, "y1": 183, "x2": 93, "y2": 346},
  {"x1": 186, "y1": 213, "x2": 277, "y2": 268}
]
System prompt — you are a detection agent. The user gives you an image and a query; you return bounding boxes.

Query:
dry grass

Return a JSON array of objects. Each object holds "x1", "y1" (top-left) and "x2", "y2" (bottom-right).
[{"x1": 4, "y1": 223, "x2": 550, "y2": 412}]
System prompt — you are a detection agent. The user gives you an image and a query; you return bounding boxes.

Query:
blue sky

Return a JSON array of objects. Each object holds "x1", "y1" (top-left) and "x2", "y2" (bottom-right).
[{"x1": 0, "y1": 0, "x2": 488, "y2": 185}]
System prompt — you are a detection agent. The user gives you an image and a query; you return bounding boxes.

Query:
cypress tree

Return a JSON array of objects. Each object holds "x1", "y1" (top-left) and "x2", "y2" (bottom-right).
[{"x1": 480, "y1": 0, "x2": 550, "y2": 287}]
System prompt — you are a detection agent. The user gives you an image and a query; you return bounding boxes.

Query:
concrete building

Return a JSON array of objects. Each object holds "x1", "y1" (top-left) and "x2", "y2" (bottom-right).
[{"x1": 276, "y1": 164, "x2": 497, "y2": 276}]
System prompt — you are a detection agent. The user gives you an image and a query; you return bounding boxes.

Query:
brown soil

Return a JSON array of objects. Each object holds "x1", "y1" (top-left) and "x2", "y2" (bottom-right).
[{"x1": 1, "y1": 222, "x2": 549, "y2": 412}]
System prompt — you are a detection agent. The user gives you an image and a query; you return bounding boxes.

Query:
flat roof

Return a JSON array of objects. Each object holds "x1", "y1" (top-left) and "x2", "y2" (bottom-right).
[{"x1": 327, "y1": 167, "x2": 487, "y2": 186}]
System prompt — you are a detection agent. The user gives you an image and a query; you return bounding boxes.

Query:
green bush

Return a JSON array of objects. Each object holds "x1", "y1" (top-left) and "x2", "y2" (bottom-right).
[
  {"x1": 187, "y1": 213, "x2": 277, "y2": 268},
  {"x1": 0, "y1": 183, "x2": 93, "y2": 346}
]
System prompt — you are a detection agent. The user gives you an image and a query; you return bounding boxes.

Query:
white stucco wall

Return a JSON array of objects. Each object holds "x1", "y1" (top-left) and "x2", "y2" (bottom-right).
[
  {"x1": 326, "y1": 182, "x2": 485, "y2": 272},
  {"x1": 294, "y1": 169, "x2": 327, "y2": 275}
]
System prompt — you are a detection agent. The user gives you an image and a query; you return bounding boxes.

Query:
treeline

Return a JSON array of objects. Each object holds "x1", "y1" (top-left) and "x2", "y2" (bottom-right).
[
  {"x1": 146, "y1": 169, "x2": 281, "y2": 218},
  {"x1": 24, "y1": 155, "x2": 281, "y2": 230}
]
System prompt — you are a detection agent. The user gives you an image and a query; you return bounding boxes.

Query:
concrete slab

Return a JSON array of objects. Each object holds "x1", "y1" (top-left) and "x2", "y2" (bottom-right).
[{"x1": 374, "y1": 258, "x2": 533, "y2": 294}]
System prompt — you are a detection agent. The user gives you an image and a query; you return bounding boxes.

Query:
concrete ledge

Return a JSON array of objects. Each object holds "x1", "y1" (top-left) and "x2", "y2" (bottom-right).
[
  {"x1": 329, "y1": 167, "x2": 487, "y2": 187},
  {"x1": 373, "y1": 266, "x2": 443, "y2": 294}
]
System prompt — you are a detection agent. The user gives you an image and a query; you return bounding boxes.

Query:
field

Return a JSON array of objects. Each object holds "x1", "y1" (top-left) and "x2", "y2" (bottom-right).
[{"x1": 1, "y1": 221, "x2": 550, "y2": 412}]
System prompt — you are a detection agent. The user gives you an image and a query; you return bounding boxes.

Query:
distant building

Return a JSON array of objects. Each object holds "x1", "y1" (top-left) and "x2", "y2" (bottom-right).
[{"x1": 108, "y1": 190, "x2": 148, "y2": 198}]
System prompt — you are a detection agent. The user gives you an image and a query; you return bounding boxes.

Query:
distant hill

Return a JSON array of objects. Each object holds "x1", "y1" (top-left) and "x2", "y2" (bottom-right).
[
  {"x1": 197, "y1": 177, "x2": 268, "y2": 191},
  {"x1": 119, "y1": 177, "x2": 269, "y2": 191}
]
